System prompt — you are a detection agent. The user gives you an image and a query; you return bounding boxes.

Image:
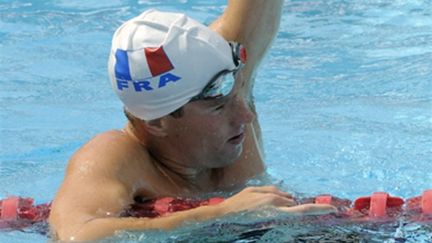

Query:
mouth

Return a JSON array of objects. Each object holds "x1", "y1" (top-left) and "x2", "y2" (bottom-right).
[{"x1": 228, "y1": 132, "x2": 245, "y2": 145}]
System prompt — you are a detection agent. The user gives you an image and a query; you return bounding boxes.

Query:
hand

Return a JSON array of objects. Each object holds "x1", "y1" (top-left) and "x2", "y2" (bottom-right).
[
  {"x1": 218, "y1": 186, "x2": 337, "y2": 216},
  {"x1": 218, "y1": 186, "x2": 296, "y2": 214}
]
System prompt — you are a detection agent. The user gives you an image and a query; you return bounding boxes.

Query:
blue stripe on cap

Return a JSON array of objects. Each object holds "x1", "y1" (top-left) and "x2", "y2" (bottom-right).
[{"x1": 115, "y1": 49, "x2": 132, "y2": 80}]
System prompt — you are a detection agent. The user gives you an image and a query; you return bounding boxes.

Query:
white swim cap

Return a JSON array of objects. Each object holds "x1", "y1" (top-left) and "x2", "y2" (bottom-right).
[{"x1": 108, "y1": 9, "x2": 236, "y2": 120}]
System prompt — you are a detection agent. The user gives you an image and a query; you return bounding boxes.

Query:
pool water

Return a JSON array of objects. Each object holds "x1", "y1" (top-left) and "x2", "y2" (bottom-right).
[{"x1": 1, "y1": 0, "x2": 431, "y2": 242}]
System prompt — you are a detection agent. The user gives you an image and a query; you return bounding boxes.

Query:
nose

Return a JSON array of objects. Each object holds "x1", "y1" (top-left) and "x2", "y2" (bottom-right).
[{"x1": 229, "y1": 94, "x2": 255, "y2": 125}]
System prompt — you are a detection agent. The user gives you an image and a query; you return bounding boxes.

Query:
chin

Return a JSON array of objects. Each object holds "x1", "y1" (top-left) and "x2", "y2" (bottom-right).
[{"x1": 214, "y1": 144, "x2": 243, "y2": 168}]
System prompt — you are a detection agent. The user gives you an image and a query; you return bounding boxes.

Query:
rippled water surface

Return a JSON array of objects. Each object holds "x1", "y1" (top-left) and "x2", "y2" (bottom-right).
[{"x1": 1, "y1": 0, "x2": 431, "y2": 242}]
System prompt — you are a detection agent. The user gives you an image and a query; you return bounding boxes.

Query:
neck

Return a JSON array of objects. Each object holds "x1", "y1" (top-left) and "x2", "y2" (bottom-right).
[
  {"x1": 148, "y1": 147, "x2": 221, "y2": 193},
  {"x1": 125, "y1": 122, "x2": 221, "y2": 193}
]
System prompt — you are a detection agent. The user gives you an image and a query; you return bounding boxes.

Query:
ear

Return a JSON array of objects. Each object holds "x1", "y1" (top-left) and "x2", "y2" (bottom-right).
[{"x1": 144, "y1": 118, "x2": 168, "y2": 137}]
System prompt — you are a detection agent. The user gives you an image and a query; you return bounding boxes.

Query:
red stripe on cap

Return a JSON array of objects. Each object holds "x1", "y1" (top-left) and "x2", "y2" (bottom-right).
[{"x1": 144, "y1": 46, "x2": 174, "y2": 77}]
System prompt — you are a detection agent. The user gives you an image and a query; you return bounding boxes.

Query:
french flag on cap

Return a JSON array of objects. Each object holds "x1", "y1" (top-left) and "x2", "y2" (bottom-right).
[{"x1": 114, "y1": 46, "x2": 174, "y2": 81}]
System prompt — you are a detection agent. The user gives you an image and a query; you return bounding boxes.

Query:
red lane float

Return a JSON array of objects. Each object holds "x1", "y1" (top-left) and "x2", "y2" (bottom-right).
[
  {"x1": 1, "y1": 190, "x2": 431, "y2": 231},
  {"x1": 313, "y1": 191, "x2": 432, "y2": 223},
  {"x1": 0, "y1": 197, "x2": 50, "y2": 230},
  {"x1": 405, "y1": 189, "x2": 432, "y2": 222},
  {"x1": 123, "y1": 197, "x2": 225, "y2": 218},
  {"x1": 353, "y1": 192, "x2": 404, "y2": 220}
]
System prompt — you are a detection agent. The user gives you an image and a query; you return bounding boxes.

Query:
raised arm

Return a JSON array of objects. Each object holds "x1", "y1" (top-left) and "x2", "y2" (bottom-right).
[{"x1": 210, "y1": 0, "x2": 284, "y2": 93}]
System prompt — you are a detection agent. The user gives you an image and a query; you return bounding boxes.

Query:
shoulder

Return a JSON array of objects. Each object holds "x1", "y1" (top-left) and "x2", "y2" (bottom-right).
[
  {"x1": 80, "y1": 129, "x2": 145, "y2": 157},
  {"x1": 84, "y1": 130, "x2": 140, "y2": 151},
  {"x1": 66, "y1": 129, "x2": 151, "y2": 177}
]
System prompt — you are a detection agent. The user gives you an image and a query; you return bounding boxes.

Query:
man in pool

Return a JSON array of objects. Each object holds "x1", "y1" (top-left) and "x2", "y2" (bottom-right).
[{"x1": 49, "y1": 0, "x2": 336, "y2": 241}]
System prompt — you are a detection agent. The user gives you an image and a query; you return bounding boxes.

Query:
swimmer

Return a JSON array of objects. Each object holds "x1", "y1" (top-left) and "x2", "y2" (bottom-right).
[{"x1": 49, "y1": 1, "x2": 336, "y2": 241}]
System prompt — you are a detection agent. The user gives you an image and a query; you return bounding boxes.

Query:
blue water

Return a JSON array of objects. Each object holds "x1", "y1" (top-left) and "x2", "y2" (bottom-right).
[{"x1": 1, "y1": 0, "x2": 431, "y2": 242}]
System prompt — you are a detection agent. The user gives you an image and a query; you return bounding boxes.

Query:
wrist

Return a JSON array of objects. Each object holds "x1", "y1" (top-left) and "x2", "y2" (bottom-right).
[{"x1": 211, "y1": 200, "x2": 228, "y2": 217}]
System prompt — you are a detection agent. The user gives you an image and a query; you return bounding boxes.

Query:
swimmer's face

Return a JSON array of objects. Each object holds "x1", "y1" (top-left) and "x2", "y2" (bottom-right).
[{"x1": 165, "y1": 89, "x2": 254, "y2": 168}]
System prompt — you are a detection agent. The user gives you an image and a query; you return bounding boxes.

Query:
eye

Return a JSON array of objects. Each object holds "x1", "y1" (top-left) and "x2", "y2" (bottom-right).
[
  {"x1": 212, "y1": 96, "x2": 229, "y2": 111},
  {"x1": 214, "y1": 104, "x2": 225, "y2": 111}
]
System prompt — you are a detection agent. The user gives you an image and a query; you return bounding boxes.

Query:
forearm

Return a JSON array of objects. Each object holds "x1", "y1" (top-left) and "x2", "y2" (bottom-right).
[
  {"x1": 60, "y1": 205, "x2": 224, "y2": 241},
  {"x1": 212, "y1": 0, "x2": 283, "y2": 43}
]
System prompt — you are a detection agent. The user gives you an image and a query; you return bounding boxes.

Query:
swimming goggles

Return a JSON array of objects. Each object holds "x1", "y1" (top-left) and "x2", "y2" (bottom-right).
[{"x1": 189, "y1": 42, "x2": 246, "y2": 102}]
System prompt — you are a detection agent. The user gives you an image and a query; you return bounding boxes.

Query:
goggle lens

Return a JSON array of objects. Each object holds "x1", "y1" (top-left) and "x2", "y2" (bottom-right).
[
  {"x1": 200, "y1": 70, "x2": 236, "y2": 99},
  {"x1": 190, "y1": 42, "x2": 245, "y2": 102}
]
